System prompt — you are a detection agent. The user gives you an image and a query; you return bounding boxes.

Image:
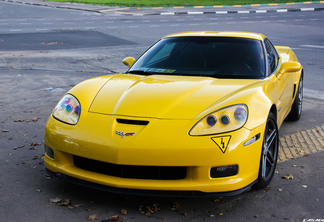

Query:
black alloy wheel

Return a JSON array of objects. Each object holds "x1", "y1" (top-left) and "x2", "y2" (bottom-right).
[{"x1": 254, "y1": 112, "x2": 279, "y2": 189}]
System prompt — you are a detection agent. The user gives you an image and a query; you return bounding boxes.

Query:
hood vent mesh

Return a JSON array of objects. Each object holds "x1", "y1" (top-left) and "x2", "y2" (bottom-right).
[{"x1": 116, "y1": 118, "x2": 149, "y2": 126}]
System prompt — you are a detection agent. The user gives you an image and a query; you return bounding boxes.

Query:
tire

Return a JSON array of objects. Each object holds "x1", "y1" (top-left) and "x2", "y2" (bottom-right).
[
  {"x1": 287, "y1": 75, "x2": 303, "y2": 121},
  {"x1": 253, "y1": 112, "x2": 279, "y2": 189}
]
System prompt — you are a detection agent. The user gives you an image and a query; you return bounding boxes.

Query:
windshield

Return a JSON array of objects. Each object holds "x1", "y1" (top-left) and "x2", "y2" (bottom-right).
[{"x1": 129, "y1": 37, "x2": 266, "y2": 79}]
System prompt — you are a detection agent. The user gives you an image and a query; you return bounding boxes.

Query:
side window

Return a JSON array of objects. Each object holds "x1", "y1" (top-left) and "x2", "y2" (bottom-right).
[{"x1": 264, "y1": 39, "x2": 279, "y2": 74}]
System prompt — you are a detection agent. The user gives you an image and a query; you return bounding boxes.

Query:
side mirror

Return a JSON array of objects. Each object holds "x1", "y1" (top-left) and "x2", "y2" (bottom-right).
[
  {"x1": 279, "y1": 61, "x2": 302, "y2": 74},
  {"x1": 122, "y1": 57, "x2": 136, "y2": 68}
]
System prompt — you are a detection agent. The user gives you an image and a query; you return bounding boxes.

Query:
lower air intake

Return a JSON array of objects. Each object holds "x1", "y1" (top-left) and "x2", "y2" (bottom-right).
[{"x1": 73, "y1": 156, "x2": 186, "y2": 180}]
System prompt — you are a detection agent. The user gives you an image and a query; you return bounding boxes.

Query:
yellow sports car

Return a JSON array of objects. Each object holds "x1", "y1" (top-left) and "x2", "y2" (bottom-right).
[{"x1": 44, "y1": 31, "x2": 303, "y2": 196}]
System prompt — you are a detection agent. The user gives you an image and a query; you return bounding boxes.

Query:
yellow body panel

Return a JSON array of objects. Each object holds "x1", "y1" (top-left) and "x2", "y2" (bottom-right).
[
  {"x1": 45, "y1": 114, "x2": 265, "y2": 192},
  {"x1": 44, "y1": 32, "x2": 303, "y2": 194}
]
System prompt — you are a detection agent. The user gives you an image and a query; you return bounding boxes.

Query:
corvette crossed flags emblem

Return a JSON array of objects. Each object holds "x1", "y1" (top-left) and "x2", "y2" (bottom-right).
[{"x1": 115, "y1": 131, "x2": 136, "y2": 138}]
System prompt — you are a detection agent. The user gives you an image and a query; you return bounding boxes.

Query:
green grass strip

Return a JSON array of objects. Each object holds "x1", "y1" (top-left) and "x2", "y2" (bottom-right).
[{"x1": 45, "y1": 0, "x2": 322, "y2": 7}]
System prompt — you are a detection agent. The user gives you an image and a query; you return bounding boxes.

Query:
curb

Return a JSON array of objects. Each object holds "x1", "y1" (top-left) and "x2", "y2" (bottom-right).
[
  {"x1": 129, "y1": 1, "x2": 324, "y2": 9},
  {"x1": 138, "y1": 7, "x2": 324, "y2": 16},
  {"x1": 0, "y1": 0, "x2": 103, "y2": 13},
  {"x1": 1, "y1": 0, "x2": 324, "y2": 15}
]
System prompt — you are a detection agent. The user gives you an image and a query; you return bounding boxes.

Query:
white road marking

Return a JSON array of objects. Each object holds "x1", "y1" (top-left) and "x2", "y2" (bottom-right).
[
  {"x1": 238, "y1": 11, "x2": 249, "y2": 14},
  {"x1": 301, "y1": 8, "x2": 315, "y2": 11},
  {"x1": 161, "y1": 12, "x2": 175, "y2": 15},
  {"x1": 9, "y1": 29, "x2": 22, "y2": 32},
  {"x1": 277, "y1": 9, "x2": 288, "y2": 13},
  {"x1": 188, "y1": 11, "x2": 203, "y2": 15},
  {"x1": 216, "y1": 11, "x2": 227, "y2": 14},
  {"x1": 301, "y1": 45, "x2": 324, "y2": 49},
  {"x1": 256, "y1": 10, "x2": 267, "y2": 13}
]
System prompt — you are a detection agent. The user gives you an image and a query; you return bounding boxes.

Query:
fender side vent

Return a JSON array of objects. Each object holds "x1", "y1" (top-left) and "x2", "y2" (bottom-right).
[
  {"x1": 116, "y1": 119, "x2": 149, "y2": 125},
  {"x1": 292, "y1": 84, "x2": 297, "y2": 98}
]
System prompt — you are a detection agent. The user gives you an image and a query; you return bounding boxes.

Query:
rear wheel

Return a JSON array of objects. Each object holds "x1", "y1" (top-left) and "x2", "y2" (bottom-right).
[
  {"x1": 287, "y1": 75, "x2": 303, "y2": 121},
  {"x1": 254, "y1": 112, "x2": 279, "y2": 189}
]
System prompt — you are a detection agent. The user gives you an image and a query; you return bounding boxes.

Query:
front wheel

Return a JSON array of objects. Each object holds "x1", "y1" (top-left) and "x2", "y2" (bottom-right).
[{"x1": 253, "y1": 112, "x2": 279, "y2": 189}]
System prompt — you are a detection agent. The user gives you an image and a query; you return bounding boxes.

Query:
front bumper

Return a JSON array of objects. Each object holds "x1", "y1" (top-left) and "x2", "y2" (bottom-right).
[
  {"x1": 44, "y1": 112, "x2": 266, "y2": 194},
  {"x1": 45, "y1": 168, "x2": 255, "y2": 197}
]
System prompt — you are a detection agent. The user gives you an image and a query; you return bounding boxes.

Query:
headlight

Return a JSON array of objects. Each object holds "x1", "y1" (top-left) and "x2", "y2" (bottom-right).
[
  {"x1": 52, "y1": 94, "x2": 81, "y2": 125},
  {"x1": 189, "y1": 104, "x2": 248, "y2": 136}
]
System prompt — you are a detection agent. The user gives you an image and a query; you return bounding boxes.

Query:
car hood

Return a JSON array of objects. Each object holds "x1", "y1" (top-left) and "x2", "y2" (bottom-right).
[{"x1": 89, "y1": 74, "x2": 259, "y2": 120}]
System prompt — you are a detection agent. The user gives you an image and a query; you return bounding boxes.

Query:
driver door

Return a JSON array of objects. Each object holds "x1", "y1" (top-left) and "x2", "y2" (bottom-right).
[{"x1": 265, "y1": 39, "x2": 293, "y2": 126}]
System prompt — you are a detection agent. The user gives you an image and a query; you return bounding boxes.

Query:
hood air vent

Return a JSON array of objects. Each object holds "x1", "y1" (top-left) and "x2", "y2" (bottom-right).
[{"x1": 116, "y1": 118, "x2": 149, "y2": 126}]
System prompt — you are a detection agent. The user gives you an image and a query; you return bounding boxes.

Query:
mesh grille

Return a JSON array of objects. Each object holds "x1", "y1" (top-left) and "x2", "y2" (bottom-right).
[{"x1": 73, "y1": 156, "x2": 186, "y2": 180}]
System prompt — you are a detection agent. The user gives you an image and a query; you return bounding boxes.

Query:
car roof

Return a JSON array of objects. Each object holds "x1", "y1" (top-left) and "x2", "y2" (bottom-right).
[{"x1": 163, "y1": 31, "x2": 266, "y2": 40}]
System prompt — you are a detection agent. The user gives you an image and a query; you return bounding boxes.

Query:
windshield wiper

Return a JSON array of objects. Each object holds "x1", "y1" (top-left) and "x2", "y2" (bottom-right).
[{"x1": 127, "y1": 70, "x2": 155, "y2": 75}]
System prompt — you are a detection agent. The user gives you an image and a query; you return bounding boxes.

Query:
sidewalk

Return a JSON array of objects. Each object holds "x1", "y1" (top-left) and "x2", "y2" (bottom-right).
[{"x1": 1, "y1": 0, "x2": 324, "y2": 15}]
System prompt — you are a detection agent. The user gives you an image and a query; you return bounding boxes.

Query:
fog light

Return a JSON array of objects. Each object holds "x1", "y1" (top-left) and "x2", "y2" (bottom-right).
[
  {"x1": 210, "y1": 165, "x2": 238, "y2": 178},
  {"x1": 45, "y1": 146, "x2": 54, "y2": 159}
]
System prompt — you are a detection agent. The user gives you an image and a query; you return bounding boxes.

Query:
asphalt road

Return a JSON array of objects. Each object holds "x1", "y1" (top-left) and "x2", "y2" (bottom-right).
[{"x1": 0, "y1": 1, "x2": 324, "y2": 221}]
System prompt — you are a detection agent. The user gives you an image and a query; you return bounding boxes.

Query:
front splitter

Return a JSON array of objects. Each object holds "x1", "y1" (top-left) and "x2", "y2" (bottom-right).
[{"x1": 45, "y1": 168, "x2": 256, "y2": 198}]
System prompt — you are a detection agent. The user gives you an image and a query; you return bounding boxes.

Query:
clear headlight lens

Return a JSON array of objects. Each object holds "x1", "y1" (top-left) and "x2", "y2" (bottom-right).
[
  {"x1": 189, "y1": 104, "x2": 248, "y2": 136},
  {"x1": 52, "y1": 94, "x2": 81, "y2": 125}
]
